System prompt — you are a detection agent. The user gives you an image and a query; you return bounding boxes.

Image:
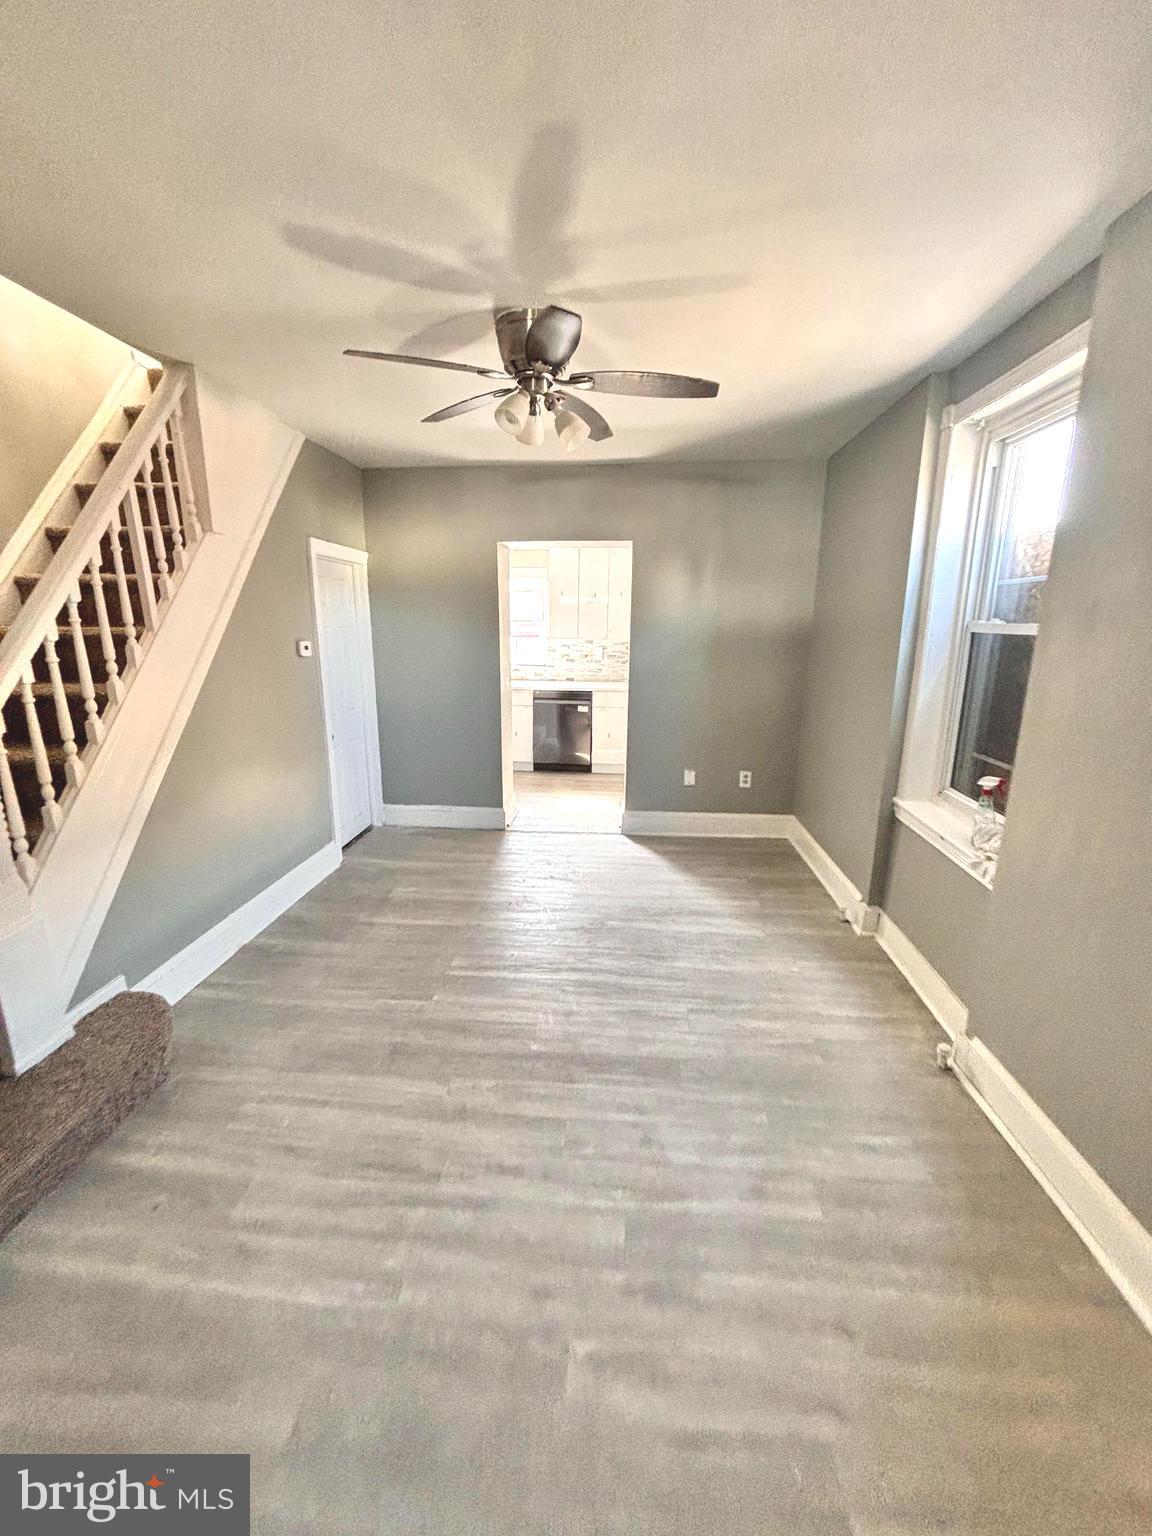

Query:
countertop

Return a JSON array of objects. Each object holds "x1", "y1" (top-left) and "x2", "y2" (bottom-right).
[{"x1": 511, "y1": 679, "x2": 629, "y2": 693}]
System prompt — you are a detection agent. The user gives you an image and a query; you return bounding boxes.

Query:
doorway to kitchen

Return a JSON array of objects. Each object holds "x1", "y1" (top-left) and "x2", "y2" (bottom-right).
[{"x1": 498, "y1": 540, "x2": 632, "y2": 834}]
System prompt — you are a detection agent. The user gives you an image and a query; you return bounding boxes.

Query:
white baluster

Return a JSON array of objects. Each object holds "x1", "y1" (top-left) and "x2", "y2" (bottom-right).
[
  {"x1": 42, "y1": 631, "x2": 84, "y2": 789},
  {"x1": 65, "y1": 588, "x2": 103, "y2": 747},
  {"x1": 19, "y1": 667, "x2": 62, "y2": 833},
  {"x1": 86, "y1": 552, "x2": 123, "y2": 708},
  {"x1": 138, "y1": 455, "x2": 174, "y2": 602},
  {"x1": 108, "y1": 505, "x2": 143, "y2": 671},
  {"x1": 156, "y1": 424, "x2": 186, "y2": 574},
  {"x1": 121, "y1": 491, "x2": 160, "y2": 633},
  {"x1": 0, "y1": 724, "x2": 37, "y2": 885},
  {"x1": 169, "y1": 396, "x2": 204, "y2": 542}
]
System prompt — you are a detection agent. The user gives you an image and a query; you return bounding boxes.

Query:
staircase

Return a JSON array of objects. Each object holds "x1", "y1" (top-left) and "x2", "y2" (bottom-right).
[
  {"x1": 0, "y1": 363, "x2": 304, "y2": 1075},
  {"x1": 0, "y1": 367, "x2": 205, "y2": 884}
]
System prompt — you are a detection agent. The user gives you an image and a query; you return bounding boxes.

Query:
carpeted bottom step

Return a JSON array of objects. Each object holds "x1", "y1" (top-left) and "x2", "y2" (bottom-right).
[{"x1": 0, "y1": 991, "x2": 172, "y2": 1240}]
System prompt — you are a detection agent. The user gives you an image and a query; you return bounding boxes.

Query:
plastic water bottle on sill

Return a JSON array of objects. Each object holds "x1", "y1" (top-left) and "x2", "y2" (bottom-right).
[{"x1": 972, "y1": 775, "x2": 1007, "y2": 860}]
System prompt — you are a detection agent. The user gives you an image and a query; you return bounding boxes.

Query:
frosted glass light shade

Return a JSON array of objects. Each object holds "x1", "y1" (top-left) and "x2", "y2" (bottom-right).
[
  {"x1": 495, "y1": 391, "x2": 530, "y2": 436},
  {"x1": 554, "y1": 409, "x2": 591, "y2": 452},
  {"x1": 517, "y1": 404, "x2": 547, "y2": 446}
]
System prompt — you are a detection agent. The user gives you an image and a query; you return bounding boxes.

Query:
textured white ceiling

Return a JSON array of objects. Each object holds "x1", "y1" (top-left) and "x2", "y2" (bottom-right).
[{"x1": 2, "y1": 1, "x2": 1150, "y2": 466}]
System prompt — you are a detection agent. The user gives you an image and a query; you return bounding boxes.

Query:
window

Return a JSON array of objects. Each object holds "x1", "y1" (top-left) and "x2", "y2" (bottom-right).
[
  {"x1": 509, "y1": 569, "x2": 549, "y2": 666},
  {"x1": 896, "y1": 325, "x2": 1087, "y2": 883},
  {"x1": 948, "y1": 411, "x2": 1076, "y2": 808}
]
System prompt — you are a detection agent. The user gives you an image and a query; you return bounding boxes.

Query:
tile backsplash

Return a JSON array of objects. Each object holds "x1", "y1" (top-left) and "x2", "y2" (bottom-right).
[{"x1": 512, "y1": 640, "x2": 630, "y2": 682}]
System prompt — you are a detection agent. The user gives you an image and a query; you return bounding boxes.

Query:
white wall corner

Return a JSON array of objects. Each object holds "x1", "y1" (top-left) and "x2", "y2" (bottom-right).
[
  {"x1": 788, "y1": 821, "x2": 880, "y2": 935},
  {"x1": 621, "y1": 811, "x2": 798, "y2": 839},
  {"x1": 949, "y1": 1034, "x2": 1152, "y2": 1337},
  {"x1": 138, "y1": 842, "x2": 340, "y2": 1004}
]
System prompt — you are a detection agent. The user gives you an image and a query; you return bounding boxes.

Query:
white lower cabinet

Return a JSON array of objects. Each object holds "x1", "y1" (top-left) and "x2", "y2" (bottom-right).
[
  {"x1": 512, "y1": 693, "x2": 534, "y2": 767},
  {"x1": 592, "y1": 691, "x2": 628, "y2": 771}
]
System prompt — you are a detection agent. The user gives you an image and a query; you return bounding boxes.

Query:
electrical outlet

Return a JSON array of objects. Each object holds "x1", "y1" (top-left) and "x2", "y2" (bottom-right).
[
  {"x1": 683, "y1": 769, "x2": 696, "y2": 787},
  {"x1": 738, "y1": 770, "x2": 752, "y2": 789},
  {"x1": 296, "y1": 639, "x2": 314, "y2": 658}
]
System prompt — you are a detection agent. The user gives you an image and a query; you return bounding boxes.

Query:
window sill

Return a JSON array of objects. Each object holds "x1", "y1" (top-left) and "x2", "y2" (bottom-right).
[{"x1": 893, "y1": 797, "x2": 998, "y2": 890}]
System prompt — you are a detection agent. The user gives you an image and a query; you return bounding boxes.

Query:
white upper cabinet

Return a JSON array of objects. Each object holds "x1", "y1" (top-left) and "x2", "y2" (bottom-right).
[
  {"x1": 607, "y1": 546, "x2": 632, "y2": 641},
  {"x1": 578, "y1": 547, "x2": 611, "y2": 639},
  {"x1": 548, "y1": 547, "x2": 581, "y2": 638}
]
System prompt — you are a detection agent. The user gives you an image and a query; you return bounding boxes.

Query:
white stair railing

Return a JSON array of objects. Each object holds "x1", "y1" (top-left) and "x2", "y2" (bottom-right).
[{"x1": 0, "y1": 364, "x2": 207, "y2": 888}]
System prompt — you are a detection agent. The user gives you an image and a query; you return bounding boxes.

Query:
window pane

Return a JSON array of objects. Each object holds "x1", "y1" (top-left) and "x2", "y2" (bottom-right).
[
  {"x1": 950, "y1": 631, "x2": 1035, "y2": 804},
  {"x1": 988, "y1": 414, "x2": 1075, "y2": 622}
]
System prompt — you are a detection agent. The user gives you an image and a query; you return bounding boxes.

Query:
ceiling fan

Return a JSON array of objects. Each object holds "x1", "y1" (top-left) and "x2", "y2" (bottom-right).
[{"x1": 344, "y1": 305, "x2": 719, "y2": 450}]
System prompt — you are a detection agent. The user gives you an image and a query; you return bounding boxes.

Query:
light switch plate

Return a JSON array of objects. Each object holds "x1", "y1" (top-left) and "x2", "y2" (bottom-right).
[{"x1": 296, "y1": 639, "x2": 313, "y2": 658}]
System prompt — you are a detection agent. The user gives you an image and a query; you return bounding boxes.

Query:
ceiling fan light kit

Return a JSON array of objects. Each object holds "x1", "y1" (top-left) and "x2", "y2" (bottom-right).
[
  {"x1": 494, "y1": 390, "x2": 530, "y2": 436},
  {"x1": 345, "y1": 305, "x2": 719, "y2": 452}
]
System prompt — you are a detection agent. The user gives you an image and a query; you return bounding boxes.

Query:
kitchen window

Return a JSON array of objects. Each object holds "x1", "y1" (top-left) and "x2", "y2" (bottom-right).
[
  {"x1": 896, "y1": 324, "x2": 1087, "y2": 883},
  {"x1": 509, "y1": 568, "x2": 549, "y2": 667}
]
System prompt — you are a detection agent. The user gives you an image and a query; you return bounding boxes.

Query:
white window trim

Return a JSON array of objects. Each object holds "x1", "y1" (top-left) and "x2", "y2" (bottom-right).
[{"x1": 895, "y1": 321, "x2": 1089, "y2": 886}]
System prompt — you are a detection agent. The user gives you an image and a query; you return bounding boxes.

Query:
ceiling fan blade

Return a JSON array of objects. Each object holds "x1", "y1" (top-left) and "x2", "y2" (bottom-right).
[
  {"x1": 344, "y1": 348, "x2": 508, "y2": 379},
  {"x1": 554, "y1": 391, "x2": 613, "y2": 442},
  {"x1": 422, "y1": 389, "x2": 515, "y2": 423},
  {"x1": 567, "y1": 370, "x2": 719, "y2": 398},
  {"x1": 524, "y1": 306, "x2": 583, "y2": 369}
]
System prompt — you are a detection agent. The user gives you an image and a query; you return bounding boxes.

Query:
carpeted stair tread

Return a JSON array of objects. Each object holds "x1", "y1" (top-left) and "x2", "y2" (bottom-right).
[
  {"x1": 15, "y1": 570, "x2": 143, "y2": 601},
  {"x1": 75, "y1": 479, "x2": 181, "y2": 506},
  {"x1": 0, "y1": 991, "x2": 171, "y2": 1240}
]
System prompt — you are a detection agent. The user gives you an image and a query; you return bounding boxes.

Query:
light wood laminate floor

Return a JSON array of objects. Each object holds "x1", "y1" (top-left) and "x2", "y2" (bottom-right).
[
  {"x1": 2, "y1": 829, "x2": 1150, "y2": 1534},
  {"x1": 511, "y1": 770, "x2": 625, "y2": 833}
]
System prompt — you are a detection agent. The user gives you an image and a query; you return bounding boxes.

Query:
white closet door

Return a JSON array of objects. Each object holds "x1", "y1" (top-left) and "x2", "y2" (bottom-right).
[{"x1": 314, "y1": 551, "x2": 375, "y2": 846}]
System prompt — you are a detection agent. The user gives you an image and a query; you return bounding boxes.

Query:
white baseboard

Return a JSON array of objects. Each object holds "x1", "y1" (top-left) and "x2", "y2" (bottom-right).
[
  {"x1": 621, "y1": 811, "x2": 797, "y2": 839},
  {"x1": 9, "y1": 1023, "x2": 76, "y2": 1077},
  {"x1": 383, "y1": 804, "x2": 506, "y2": 830},
  {"x1": 65, "y1": 975, "x2": 127, "y2": 1029},
  {"x1": 789, "y1": 821, "x2": 879, "y2": 935},
  {"x1": 137, "y1": 842, "x2": 341, "y2": 1004},
  {"x1": 874, "y1": 911, "x2": 968, "y2": 1040},
  {"x1": 951, "y1": 1034, "x2": 1152, "y2": 1335}
]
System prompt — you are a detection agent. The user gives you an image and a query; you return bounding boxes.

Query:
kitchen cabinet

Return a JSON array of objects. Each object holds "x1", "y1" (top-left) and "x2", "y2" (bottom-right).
[
  {"x1": 592, "y1": 689, "x2": 628, "y2": 770},
  {"x1": 577, "y1": 548, "x2": 611, "y2": 640},
  {"x1": 548, "y1": 548, "x2": 580, "y2": 638},
  {"x1": 512, "y1": 689, "x2": 534, "y2": 767},
  {"x1": 607, "y1": 546, "x2": 632, "y2": 641}
]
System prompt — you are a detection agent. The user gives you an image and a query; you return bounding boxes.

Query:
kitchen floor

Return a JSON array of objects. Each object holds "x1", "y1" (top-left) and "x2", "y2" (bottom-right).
[{"x1": 511, "y1": 770, "x2": 625, "y2": 833}]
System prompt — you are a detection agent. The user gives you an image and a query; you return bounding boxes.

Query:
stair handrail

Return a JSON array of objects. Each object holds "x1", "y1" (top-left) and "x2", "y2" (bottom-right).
[{"x1": 0, "y1": 364, "x2": 193, "y2": 704}]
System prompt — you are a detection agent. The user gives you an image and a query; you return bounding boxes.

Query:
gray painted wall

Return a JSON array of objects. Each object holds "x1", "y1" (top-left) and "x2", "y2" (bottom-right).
[
  {"x1": 964, "y1": 195, "x2": 1152, "y2": 1230},
  {"x1": 880, "y1": 261, "x2": 1098, "y2": 992},
  {"x1": 76, "y1": 440, "x2": 365, "y2": 998},
  {"x1": 794, "y1": 375, "x2": 943, "y2": 900},
  {"x1": 0, "y1": 275, "x2": 133, "y2": 548},
  {"x1": 362, "y1": 462, "x2": 825, "y2": 814}
]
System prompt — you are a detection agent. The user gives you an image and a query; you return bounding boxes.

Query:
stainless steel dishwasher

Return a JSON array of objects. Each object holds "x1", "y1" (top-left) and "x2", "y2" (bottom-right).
[{"x1": 532, "y1": 691, "x2": 593, "y2": 771}]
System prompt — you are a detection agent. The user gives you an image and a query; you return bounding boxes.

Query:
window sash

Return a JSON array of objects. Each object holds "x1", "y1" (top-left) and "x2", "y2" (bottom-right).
[{"x1": 937, "y1": 395, "x2": 1076, "y2": 808}]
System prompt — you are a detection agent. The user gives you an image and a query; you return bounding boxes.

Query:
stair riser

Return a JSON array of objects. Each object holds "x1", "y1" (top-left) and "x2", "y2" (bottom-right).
[
  {"x1": 45, "y1": 527, "x2": 183, "y2": 570},
  {"x1": 9, "y1": 631, "x2": 133, "y2": 689},
  {"x1": 17, "y1": 584, "x2": 146, "y2": 632},
  {"x1": 75, "y1": 482, "x2": 183, "y2": 518},
  {"x1": 3, "y1": 689, "x2": 109, "y2": 750}
]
